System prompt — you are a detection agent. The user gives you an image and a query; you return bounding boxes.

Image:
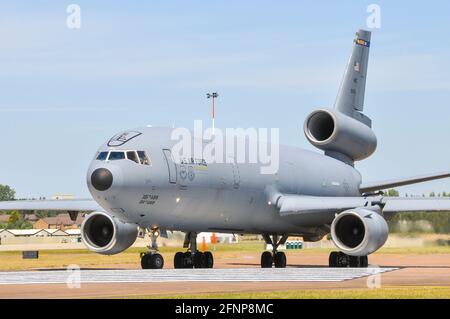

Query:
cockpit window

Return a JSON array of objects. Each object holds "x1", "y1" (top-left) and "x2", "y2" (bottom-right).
[
  {"x1": 108, "y1": 151, "x2": 125, "y2": 160},
  {"x1": 97, "y1": 152, "x2": 109, "y2": 161},
  {"x1": 126, "y1": 151, "x2": 139, "y2": 164},
  {"x1": 95, "y1": 150, "x2": 150, "y2": 165},
  {"x1": 137, "y1": 151, "x2": 150, "y2": 165}
]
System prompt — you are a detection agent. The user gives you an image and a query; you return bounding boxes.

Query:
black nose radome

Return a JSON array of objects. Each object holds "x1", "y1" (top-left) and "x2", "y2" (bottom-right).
[{"x1": 91, "y1": 168, "x2": 113, "y2": 191}]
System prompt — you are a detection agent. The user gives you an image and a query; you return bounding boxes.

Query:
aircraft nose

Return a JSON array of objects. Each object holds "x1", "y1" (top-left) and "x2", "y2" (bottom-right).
[{"x1": 91, "y1": 168, "x2": 113, "y2": 191}]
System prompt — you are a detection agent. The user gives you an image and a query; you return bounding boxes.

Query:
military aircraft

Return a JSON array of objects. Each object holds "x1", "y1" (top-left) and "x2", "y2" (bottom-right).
[{"x1": 1, "y1": 29, "x2": 449, "y2": 269}]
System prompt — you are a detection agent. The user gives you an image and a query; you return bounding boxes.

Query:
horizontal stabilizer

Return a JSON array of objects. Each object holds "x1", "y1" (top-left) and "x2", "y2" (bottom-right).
[
  {"x1": 0, "y1": 199, "x2": 100, "y2": 212},
  {"x1": 359, "y1": 171, "x2": 450, "y2": 193}
]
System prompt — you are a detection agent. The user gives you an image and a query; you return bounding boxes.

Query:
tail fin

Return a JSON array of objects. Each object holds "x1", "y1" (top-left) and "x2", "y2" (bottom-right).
[{"x1": 334, "y1": 29, "x2": 372, "y2": 126}]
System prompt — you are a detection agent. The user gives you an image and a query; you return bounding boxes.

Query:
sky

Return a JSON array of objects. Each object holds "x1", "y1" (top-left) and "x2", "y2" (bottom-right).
[{"x1": 0, "y1": 1, "x2": 449, "y2": 198}]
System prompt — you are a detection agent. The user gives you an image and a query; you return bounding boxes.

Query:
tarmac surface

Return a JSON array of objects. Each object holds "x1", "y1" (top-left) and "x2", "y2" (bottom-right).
[
  {"x1": 0, "y1": 252, "x2": 448, "y2": 298},
  {"x1": 0, "y1": 267, "x2": 396, "y2": 284}
]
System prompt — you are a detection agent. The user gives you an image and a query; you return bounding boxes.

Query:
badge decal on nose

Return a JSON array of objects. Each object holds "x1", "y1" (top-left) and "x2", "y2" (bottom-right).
[{"x1": 91, "y1": 168, "x2": 113, "y2": 191}]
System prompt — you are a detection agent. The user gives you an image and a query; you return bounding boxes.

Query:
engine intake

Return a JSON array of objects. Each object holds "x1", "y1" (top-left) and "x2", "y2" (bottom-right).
[
  {"x1": 81, "y1": 211, "x2": 138, "y2": 255},
  {"x1": 304, "y1": 109, "x2": 377, "y2": 161},
  {"x1": 331, "y1": 208, "x2": 388, "y2": 256}
]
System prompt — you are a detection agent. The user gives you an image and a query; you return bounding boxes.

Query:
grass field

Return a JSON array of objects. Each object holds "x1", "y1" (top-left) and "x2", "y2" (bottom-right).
[
  {"x1": 131, "y1": 286, "x2": 450, "y2": 299},
  {"x1": 0, "y1": 242, "x2": 448, "y2": 271}
]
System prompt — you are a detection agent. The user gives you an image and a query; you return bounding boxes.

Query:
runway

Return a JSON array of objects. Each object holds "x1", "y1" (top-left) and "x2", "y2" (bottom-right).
[
  {"x1": 0, "y1": 251, "x2": 448, "y2": 298},
  {"x1": 0, "y1": 267, "x2": 396, "y2": 285}
]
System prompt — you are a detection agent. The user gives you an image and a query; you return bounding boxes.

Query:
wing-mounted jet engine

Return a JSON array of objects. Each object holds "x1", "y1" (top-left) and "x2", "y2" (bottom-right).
[
  {"x1": 304, "y1": 29, "x2": 376, "y2": 165},
  {"x1": 81, "y1": 211, "x2": 138, "y2": 255},
  {"x1": 330, "y1": 207, "x2": 388, "y2": 256}
]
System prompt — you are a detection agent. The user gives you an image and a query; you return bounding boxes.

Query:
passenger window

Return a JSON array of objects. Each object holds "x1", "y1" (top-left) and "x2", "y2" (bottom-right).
[
  {"x1": 108, "y1": 151, "x2": 125, "y2": 160},
  {"x1": 97, "y1": 152, "x2": 109, "y2": 161},
  {"x1": 126, "y1": 151, "x2": 139, "y2": 164},
  {"x1": 137, "y1": 151, "x2": 150, "y2": 165}
]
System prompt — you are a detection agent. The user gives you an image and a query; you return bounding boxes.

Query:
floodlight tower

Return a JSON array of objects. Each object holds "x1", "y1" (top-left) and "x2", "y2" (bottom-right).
[{"x1": 206, "y1": 92, "x2": 218, "y2": 134}]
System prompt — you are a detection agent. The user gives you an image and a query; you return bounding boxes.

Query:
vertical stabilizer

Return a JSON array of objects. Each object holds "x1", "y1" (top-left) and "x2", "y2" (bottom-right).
[{"x1": 334, "y1": 29, "x2": 371, "y2": 125}]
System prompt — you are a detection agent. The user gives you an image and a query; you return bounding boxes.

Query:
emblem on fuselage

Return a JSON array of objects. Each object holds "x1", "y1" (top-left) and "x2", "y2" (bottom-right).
[{"x1": 107, "y1": 130, "x2": 142, "y2": 146}]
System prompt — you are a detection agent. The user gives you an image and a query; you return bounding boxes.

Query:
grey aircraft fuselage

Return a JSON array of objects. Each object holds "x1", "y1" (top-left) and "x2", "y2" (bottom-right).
[{"x1": 87, "y1": 126, "x2": 361, "y2": 238}]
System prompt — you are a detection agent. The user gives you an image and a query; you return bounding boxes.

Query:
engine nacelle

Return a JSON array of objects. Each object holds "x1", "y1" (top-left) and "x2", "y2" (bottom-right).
[
  {"x1": 331, "y1": 207, "x2": 388, "y2": 256},
  {"x1": 304, "y1": 108, "x2": 377, "y2": 161},
  {"x1": 81, "y1": 211, "x2": 138, "y2": 255}
]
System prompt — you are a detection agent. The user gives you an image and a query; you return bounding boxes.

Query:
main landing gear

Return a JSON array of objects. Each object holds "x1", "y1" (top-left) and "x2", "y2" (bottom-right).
[
  {"x1": 260, "y1": 234, "x2": 288, "y2": 268},
  {"x1": 173, "y1": 232, "x2": 214, "y2": 269},
  {"x1": 141, "y1": 228, "x2": 164, "y2": 269},
  {"x1": 328, "y1": 251, "x2": 368, "y2": 268}
]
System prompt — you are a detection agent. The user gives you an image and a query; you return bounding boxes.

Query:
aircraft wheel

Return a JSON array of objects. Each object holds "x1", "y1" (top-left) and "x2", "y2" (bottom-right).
[
  {"x1": 183, "y1": 252, "x2": 193, "y2": 268},
  {"x1": 337, "y1": 252, "x2": 349, "y2": 268},
  {"x1": 149, "y1": 253, "x2": 164, "y2": 269},
  {"x1": 194, "y1": 252, "x2": 206, "y2": 268},
  {"x1": 328, "y1": 251, "x2": 338, "y2": 267},
  {"x1": 360, "y1": 255, "x2": 369, "y2": 268},
  {"x1": 349, "y1": 256, "x2": 360, "y2": 267},
  {"x1": 261, "y1": 251, "x2": 273, "y2": 268},
  {"x1": 274, "y1": 252, "x2": 287, "y2": 268},
  {"x1": 204, "y1": 251, "x2": 214, "y2": 268},
  {"x1": 174, "y1": 252, "x2": 185, "y2": 269},
  {"x1": 141, "y1": 253, "x2": 151, "y2": 269}
]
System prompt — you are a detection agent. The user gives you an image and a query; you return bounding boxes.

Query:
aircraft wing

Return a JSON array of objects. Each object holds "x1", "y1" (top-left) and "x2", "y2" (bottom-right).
[
  {"x1": 0, "y1": 199, "x2": 101, "y2": 212},
  {"x1": 276, "y1": 195, "x2": 450, "y2": 216},
  {"x1": 382, "y1": 197, "x2": 450, "y2": 213},
  {"x1": 359, "y1": 171, "x2": 450, "y2": 193}
]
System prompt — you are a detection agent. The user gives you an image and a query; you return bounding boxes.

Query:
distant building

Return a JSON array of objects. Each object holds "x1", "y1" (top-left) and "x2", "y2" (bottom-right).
[
  {"x1": 33, "y1": 213, "x2": 84, "y2": 230},
  {"x1": 0, "y1": 229, "x2": 47, "y2": 238},
  {"x1": 24, "y1": 214, "x2": 38, "y2": 222}
]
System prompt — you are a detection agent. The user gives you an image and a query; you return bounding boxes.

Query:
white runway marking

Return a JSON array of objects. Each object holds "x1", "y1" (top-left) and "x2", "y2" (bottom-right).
[{"x1": 0, "y1": 267, "x2": 397, "y2": 285}]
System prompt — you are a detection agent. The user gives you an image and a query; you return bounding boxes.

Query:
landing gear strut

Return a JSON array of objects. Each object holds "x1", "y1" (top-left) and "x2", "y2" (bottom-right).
[
  {"x1": 261, "y1": 234, "x2": 288, "y2": 268},
  {"x1": 141, "y1": 228, "x2": 164, "y2": 269},
  {"x1": 329, "y1": 251, "x2": 368, "y2": 268},
  {"x1": 174, "y1": 232, "x2": 214, "y2": 269}
]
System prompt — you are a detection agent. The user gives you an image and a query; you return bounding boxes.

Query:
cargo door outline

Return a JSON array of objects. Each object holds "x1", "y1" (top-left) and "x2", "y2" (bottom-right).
[{"x1": 163, "y1": 149, "x2": 177, "y2": 184}]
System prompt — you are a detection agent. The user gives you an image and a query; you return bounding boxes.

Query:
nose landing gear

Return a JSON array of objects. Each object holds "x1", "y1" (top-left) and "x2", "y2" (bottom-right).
[
  {"x1": 174, "y1": 232, "x2": 214, "y2": 269},
  {"x1": 260, "y1": 234, "x2": 288, "y2": 268},
  {"x1": 141, "y1": 228, "x2": 164, "y2": 269}
]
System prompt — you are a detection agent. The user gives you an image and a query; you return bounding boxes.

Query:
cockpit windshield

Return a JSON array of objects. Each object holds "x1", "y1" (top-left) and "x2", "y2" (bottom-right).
[
  {"x1": 95, "y1": 150, "x2": 150, "y2": 165},
  {"x1": 109, "y1": 151, "x2": 125, "y2": 160},
  {"x1": 96, "y1": 152, "x2": 108, "y2": 161}
]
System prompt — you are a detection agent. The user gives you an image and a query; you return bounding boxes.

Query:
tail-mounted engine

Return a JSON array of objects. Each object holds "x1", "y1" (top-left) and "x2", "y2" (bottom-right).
[{"x1": 304, "y1": 108, "x2": 377, "y2": 162}]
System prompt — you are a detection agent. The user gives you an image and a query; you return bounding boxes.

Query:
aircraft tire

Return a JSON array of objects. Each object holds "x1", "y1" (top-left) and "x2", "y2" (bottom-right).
[
  {"x1": 328, "y1": 251, "x2": 338, "y2": 267},
  {"x1": 349, "y1": 255, "x2": 360, "y2": 267},
  {"x1": 360, "y1": 255, "x2": 369, "y2": 268},
  {"x1": 204, "y1": 251, "x2": 214, "y2": 268},
  {"x1": 193, "y1": 252, "x2": 206, "y2": 268},
  {"x1": 337, "y1": 252, "x2": 349, "y2": 267},
  {"x1": 183, "y1": 252, "x2": 194, "y2": 268},
  {"x1": 141, "y1": 253, "x2": 151, "y2": 269},
  {"x1": 149, "y1": 253, "x2": 164, "y2": 269},
  {"x1": 261, "y1": 251, "x2": 273, "y2": 268},
  {"x1": 274, "y1": 252, "x2": 287, "y2": 268},
  {"x1": 174, "y1": 252, "x2": 185, "y2": 269}
]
